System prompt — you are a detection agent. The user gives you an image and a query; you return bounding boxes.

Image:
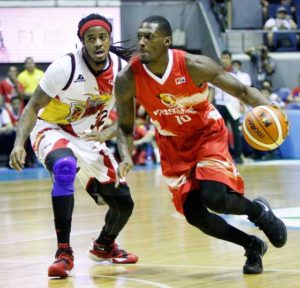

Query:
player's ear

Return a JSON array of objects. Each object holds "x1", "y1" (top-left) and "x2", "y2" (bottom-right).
[{"x1": 164, "y1": 36, "x2": 172, "y2": 47}]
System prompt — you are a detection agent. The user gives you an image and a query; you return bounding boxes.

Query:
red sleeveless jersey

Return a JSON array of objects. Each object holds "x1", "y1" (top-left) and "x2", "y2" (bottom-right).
[
  {"x1": 130, "y1": 49, "x2": 228, "y2": 175},
  {"x1": 130, "y1": 49, "x2": 244, "y2": 213}
]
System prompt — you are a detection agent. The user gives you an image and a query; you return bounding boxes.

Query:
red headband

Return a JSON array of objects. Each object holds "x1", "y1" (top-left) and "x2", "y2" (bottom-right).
[{"x1": 79, "y1": 19, "x2": 111, "y2": 38}]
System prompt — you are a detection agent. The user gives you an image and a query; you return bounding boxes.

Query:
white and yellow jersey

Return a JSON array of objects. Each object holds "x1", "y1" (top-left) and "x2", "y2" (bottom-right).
[{"x1": 38, "y1": 49, "x2": 126, "y2": 136}]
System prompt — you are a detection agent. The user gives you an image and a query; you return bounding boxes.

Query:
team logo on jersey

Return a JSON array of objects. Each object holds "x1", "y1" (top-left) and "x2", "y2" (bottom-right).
[
  {"x1": 66, "y1": 87, "x2": 112, "y2": 122},
  {"x1": 175, "y1": 77, "x2": 186, "y2": 85},
  {"x1": 74, "y1": 74, "x2": 85, "y2": 83},
  {"x1": 67, "y1": 102, "x2": 85, "y2": 122},
  {"x1": 157, "y1": 93, "x2": 179, "y2": 107}
]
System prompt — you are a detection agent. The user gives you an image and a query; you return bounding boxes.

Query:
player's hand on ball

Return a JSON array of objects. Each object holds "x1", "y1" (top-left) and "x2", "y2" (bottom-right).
[{"x1": 242, "y1": 105, "x2": 289, "y2": 151}]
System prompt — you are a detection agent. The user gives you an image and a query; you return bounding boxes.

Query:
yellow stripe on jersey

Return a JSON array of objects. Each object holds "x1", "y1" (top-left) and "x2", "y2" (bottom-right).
[{"x1": 39, "y1": 98, "x2": 72, "y2": 125}]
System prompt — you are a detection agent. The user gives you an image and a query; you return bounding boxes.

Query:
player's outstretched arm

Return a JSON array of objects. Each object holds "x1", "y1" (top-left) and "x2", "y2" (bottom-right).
[
  {"x1": 114, "y1": 64, "x2": 136, "y2": 183},
  {"x1": 9, "y1": 85, "x2": 52, "y2": 170},
  {"x1": 185, "y1": 53, "x2": 269, "y2": 107}
]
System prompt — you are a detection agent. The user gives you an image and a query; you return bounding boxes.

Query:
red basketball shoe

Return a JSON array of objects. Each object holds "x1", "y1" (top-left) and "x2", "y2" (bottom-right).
[
  {"x1": 88, "y1": 241, "x2": 138, "y2": 264},
  {"x1": 48, "y1": 244, "x2": 74, "y2": 278}
]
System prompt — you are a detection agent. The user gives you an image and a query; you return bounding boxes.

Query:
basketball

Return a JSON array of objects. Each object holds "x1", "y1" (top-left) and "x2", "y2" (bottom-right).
[{"x1": 242, "y1": 105, "x2": 289, "y2": 151}]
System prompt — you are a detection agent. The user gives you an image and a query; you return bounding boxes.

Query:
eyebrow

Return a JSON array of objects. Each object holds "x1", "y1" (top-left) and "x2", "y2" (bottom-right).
[{"x1": 86, "y1": 31, "x2": 108, "y2": 37}]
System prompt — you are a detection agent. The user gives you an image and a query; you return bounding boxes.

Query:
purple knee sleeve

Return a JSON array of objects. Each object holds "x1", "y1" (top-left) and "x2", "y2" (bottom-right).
[{"x1": 52, "y1": 156, "x2": 77, "y2": 197}]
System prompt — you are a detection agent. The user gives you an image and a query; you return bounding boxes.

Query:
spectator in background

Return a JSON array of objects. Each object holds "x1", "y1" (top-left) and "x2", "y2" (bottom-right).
[
  {"x1": 210, "y1": 50, "x2": 247, "y2": 164},
  {"x1": 263, "y1": 6, "x2": 297, "y2": 49},
  {"x1": 133, "y1": 124, "x2": 160, "y2": 165},
  {"x1": 6, "y1": 96, "x2": 23, "y2": 126},
  {"x1": 132, "y1": 119, "x2": 149, "y2": 166},
  {"x1": 0, "y1": 94, "x2": 13, "y2": 132},
  {"x1": 261, "y1": 0, "x2": 296, "y2": 22},
  {"x1": 2, "y1": 95, "x2": 37, "y2": 167},
  {"x1": 0, "y1": 66, "x2": 24, "y2": 107},
  {"x1": 232, "y1": 60, "x2": 252, "y2": 87},
  {"x1": 245, "y1": 45, "x2": 276, "y2": 89},
  {"x1": 211, "y1": 0, "x2": 228, "y2": 32},
  {"x1": 286, "y1": 73, "x2": 300, "y2": 109},
  {"x1": 17, "y1": 57, "x2": 44, "y2": 105},
  {"x1": 261, "y1": 86, "x2": 286, "y2": 108},
  {"x1": 0, "y1": 94, "x2": 14, "y2": 166},
  {"x1": 132, "y1": 104, "x2": 156, "y2": 165},
  {"x1": 105, "y1": 104, "x2": 159, "y2": 166},
  {"x1": 261, "y1": 79, "x2": 286, "y2": 105}
]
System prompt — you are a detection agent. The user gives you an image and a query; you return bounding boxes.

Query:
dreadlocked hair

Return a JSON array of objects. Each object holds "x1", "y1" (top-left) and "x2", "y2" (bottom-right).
[
  {"x1": 77, "y1": 14, "x2": 135, "y2": 61},
  {"x1": 110, "y1": 40, "x2": 136, "y2": 61}
]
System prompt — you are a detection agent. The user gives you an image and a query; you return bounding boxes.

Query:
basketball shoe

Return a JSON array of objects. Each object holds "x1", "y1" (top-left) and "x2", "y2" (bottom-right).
[
  {"x1": 243, "y1": 236, "x2": 268, "y2": 274},
  {"x1": 252, "y1": 197, "x2": 287, "y2": 248},
  {"x1": 48, "y1": 243, "x2": 74, "y2": 278},
  {"x1": 88, "y1": 241, "x2": 138, "y2": 264}
]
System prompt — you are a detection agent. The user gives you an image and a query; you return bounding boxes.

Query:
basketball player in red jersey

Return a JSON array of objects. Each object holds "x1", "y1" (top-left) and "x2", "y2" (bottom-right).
[{"x1": 114, "y1": 16, "x2": 287, "y2": 274}]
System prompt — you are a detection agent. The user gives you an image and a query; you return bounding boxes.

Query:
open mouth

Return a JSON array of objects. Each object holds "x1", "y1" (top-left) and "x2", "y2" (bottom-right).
[{"x1": 94, "y1": 50, "x2": 105, "y2": 57}]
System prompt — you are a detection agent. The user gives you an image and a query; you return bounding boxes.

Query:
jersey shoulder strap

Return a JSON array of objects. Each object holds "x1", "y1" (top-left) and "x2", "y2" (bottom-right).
[{"x1": 62, "y1": 53, "x2": 76, "y2": 91}]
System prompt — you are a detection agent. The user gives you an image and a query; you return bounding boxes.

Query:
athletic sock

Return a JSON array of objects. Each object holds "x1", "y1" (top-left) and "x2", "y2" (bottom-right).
[
  {"x1": 52, "y1": 195, "x2": 74, "y2": 244},
  {"x1": 225, "y1": 225, "x2": 254, "y2": 248}
]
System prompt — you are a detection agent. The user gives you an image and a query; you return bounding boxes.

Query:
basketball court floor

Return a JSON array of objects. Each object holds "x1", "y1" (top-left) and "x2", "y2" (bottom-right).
[{"x1": 0, "y1": 160, "x2": 300, "y2": 288}]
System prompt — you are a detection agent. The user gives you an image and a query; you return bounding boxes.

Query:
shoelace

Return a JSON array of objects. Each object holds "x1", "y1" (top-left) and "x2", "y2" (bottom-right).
[
  {"x1": 94, "y1": 242, "x2": 128, "y2": 257},
  {"x1": 112, "y1": 244, "x2": 128, "y2": 257}
]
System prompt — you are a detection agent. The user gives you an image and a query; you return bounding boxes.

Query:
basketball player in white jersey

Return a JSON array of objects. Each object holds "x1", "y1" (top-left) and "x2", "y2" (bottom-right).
[{"x1": 9, "y1": 13, "x2": 138, "y2": 278}]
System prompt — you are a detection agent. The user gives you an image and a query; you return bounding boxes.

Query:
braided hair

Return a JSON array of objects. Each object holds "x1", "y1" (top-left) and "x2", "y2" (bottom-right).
[{"x1": 77, "y1": 13, "x2": 135, "y2": 61}]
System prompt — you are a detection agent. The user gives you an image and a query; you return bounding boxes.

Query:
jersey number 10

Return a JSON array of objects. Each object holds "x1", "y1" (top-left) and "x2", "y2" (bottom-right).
[{"x1": 175, "y1": 115, "x2": 191, "y2": 125}]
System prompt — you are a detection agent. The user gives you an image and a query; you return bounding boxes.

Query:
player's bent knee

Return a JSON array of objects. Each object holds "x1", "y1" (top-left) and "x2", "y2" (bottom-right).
[
  {"x1": 117, "y1": 194, "x2": 134, "y2": 217},
  {"x1": 53, "y1": 156, "x2": 77, "y2": 183},
  {"x1": 52, "y1": 156, "x2": 77, "y2": 196},
  {"x1": 45, "y1": 148, "x2": 77, "y2": 197},
  {"x1": 86, "y1": 179, "x2": 132, "y2": 206},
  {"x1": 100, "y1": 187, "x2": 134, "y2": 218},
  {"x1": 201, "y1": 181, "x2": 227, "y2": 213}
]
